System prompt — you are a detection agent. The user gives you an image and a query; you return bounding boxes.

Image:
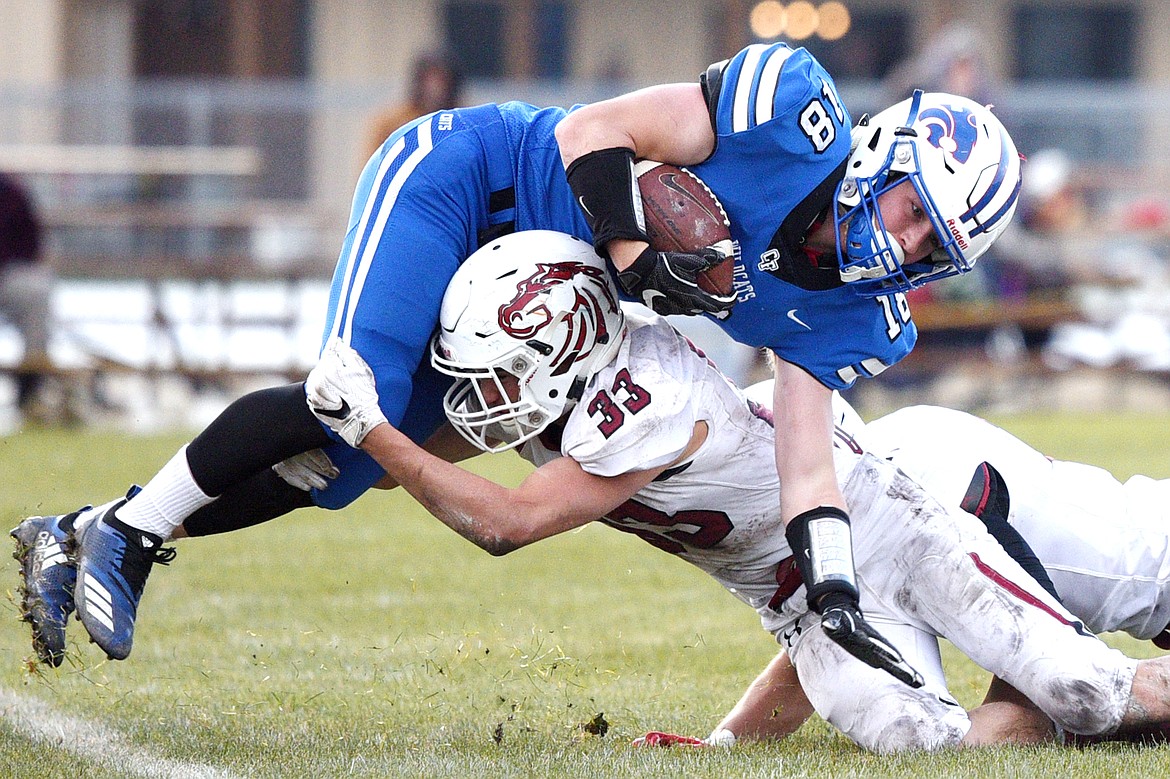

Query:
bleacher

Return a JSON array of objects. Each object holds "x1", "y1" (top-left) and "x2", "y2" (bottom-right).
[
  {"x1": 0, "y1": 139, "x2": 342, "y2": 426},
  {"x1": 4, "y1": 81, "x2": 1170, "y2": 424}
]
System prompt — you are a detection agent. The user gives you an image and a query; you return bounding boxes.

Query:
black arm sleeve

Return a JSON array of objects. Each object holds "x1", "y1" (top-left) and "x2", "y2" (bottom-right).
[
  {"x1": 564, "y1": 147, "x2": 649, "y2": 256},
  {"x1": 186, "y1": 382, "x2": 333, "y2": 497}
]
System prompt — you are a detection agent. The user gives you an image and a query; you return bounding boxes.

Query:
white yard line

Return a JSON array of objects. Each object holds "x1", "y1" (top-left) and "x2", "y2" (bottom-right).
[{"x1": 0, "y1": 685, "x2": 237, "y2": 779}]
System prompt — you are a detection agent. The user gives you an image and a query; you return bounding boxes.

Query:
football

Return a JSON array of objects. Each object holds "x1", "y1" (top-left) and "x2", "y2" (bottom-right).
[{"x1": 634, "y1": 160, "x2": 735, "y2": 297}]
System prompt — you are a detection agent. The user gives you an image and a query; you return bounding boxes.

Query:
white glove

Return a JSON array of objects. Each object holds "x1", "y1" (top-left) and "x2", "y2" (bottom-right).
[
  {"x1": 272, "y1": 449, "x2": 339, "y2": 491},
  {"x1": 305, "y1": 337, "x2": 388, "y2": 447},
  {"x1": 706, "y1": 728, "x2": 736, "y2": 748}
]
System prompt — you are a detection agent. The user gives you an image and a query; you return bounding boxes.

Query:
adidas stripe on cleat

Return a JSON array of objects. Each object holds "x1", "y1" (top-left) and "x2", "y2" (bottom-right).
[
  {"x1": 10, "y1": 513, "x2": 81, "y2": 667},
  {"x1": 74, "y1": 495, "x2": 173, "y2": 661}
]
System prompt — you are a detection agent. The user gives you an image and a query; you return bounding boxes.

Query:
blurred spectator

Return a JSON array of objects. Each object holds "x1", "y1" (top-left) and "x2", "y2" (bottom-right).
[
  {"x1": 992, "y1": 149, "x2": 1090, "y2": 297},
  {"x1": 365, "y1": 52, "x2": 465, "y2": 159},
  {"x1": 0, "y1": 172, "x2": 53, "y2": 421},
  {"x1": 597, "y1": 47, "x2": 631, "y2": 85},
  {"x1": 883, "y1": 21, "x2": 1000, "y2": 106},
  {"x1": 1023, "y1": 152, "x2": 1170, "y2": 372}
]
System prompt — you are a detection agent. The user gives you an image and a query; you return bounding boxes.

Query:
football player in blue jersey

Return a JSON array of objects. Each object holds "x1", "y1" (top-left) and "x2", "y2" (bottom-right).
[
  {"x1": 557, "y1": 43, "x2": 1021, "y2": 688},
  {"x1": 12, "y1": 43, "x2": 1020, "y2": 670}
]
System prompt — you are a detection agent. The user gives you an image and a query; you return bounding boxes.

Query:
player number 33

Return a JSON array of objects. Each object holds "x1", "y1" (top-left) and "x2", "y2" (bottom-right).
[{"x1": 587, "y1": 368, "x2": 651, "y2": 438}]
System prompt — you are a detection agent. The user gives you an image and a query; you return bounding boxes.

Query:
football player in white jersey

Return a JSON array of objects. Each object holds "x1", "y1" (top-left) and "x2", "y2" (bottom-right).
[
  {"x1": 850, "y1": 400, "x2": 1170, "y2": 647},
  {"x1": 303, "y1": 230, "x2": 1170, "y2": 754},
  {"x1": 640, "y1": 388, "x2": 1170, "y2": 748},
  {"x1": 560, "y1": 47, "x2": 1023, "y2": 693}
]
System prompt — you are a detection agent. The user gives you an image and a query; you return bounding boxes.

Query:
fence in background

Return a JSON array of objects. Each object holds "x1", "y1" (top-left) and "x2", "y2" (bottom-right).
[{"x1": 0, "y1": 78, "x2": 1168, "y2": 424}]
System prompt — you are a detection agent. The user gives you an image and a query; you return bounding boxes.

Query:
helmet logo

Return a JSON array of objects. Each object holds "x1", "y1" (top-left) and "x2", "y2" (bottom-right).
[
  {"x1": 498, "y1": 262, "x2": 617, "y2": 374},
  {"x1": 919, "y1": 105, "x2": 978, "y2": 163},
  {"x1": 498, "y1": 261, "x2": 606, "y2": 337},
  {"x1": 945, "y1": 217, "x2": 970, "y2": 251}
]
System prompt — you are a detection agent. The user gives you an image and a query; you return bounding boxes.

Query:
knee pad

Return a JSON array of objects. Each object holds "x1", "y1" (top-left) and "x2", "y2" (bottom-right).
[
  {"x1": 1028, "y1": 660, "x2": 1133, "y2": 736},
  {"x1": 865, "y1": 710, "x2": 967, "y2": 754}
]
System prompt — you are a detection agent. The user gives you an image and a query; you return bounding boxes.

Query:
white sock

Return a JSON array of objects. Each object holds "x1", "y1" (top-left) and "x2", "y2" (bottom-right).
[{"x1": 111, "y1": 445, "x2": 215, "y2": 538}]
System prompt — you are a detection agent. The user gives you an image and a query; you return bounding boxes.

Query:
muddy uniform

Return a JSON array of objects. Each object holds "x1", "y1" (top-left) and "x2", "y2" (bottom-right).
[
  {"x1": 843, "y1": 402, "x2": 1170, "y2": 643},
  {"x1": 523, "y1": 318, "x2": 1135, "y2": 752}
]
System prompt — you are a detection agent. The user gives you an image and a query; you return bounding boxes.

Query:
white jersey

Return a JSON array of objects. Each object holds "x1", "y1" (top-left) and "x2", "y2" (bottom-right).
[
  {"x1": 528, "y1": 320, "x2": 1136, "y2": 752},
  {"x1": 856, "y1": 404, "x2": 1170, "y2": 641},
  {"x1": 744, "y1": 381, "x2": 1170, "y2": 643},
  {"x1": 528, "y1": 318, "x2": 1132, "y2": 748},
  {"x1": 524, "y1": 314, "x2": 799, "y2": 635}
]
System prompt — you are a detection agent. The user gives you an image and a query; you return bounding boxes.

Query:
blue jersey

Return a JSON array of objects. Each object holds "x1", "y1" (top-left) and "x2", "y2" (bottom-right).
[
  {"x1": 314, "y1": 47, "x2": 914, "y2": 507},
  {"x1": 689, "y1": 44, "x2": 917, "y2": 389},
  {"x1": 522, "y1": 45, "x2": 916, "y2": 389},
  {"x1": 316, "y1": 101, "x2": 589, "y2": 508}
]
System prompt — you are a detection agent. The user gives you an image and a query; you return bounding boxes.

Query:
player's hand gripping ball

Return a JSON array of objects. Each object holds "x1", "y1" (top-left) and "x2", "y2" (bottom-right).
[{"x1": 634, "y1": 161, "x2": 735, "y2": 298}]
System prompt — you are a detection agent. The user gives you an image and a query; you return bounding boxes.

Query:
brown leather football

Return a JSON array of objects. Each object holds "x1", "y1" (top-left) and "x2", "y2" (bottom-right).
[{"x1": 635, "y1": 160, "x2": 734, "y2": 296}]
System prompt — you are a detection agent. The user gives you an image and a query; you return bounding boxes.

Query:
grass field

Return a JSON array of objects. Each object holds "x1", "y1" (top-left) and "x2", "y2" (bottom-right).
[{"x1": 0, "y1": 411, "x2": 1168, "y2": 778}]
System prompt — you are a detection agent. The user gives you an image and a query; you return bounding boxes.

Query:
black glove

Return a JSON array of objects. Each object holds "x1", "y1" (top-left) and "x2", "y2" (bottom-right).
[
  {"x1": 618, "y1": 245, "x2": 736, "y2": 317},
  {"x1": 818, "y1": 592, "x2": 925, "y2": 689},
  {"x1": 785, "y1": 506, "x2": 924, "y2": 689}
]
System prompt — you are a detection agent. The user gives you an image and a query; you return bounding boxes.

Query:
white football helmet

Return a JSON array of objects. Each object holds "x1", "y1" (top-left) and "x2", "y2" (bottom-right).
[
  {"x1": 835, "y1": 90, "x2": 1022, "y2": 296},
  {"x1": 432, "y1": 230, "x2": 626, "y2": 453}
]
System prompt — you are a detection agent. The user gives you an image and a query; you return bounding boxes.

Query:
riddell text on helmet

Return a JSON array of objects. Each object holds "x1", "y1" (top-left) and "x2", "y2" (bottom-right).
[{"x1": 945, "y1": 218, "x2": 970, "y2": 251}]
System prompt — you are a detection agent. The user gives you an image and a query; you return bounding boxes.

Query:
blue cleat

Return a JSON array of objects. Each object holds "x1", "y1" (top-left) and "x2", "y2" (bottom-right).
[
  {"x1": 11, "y1": 512, "x2": 81, "y2": 667},
  {"x1": 74, "y1": 496, "x2": 175, "y2": 661}
]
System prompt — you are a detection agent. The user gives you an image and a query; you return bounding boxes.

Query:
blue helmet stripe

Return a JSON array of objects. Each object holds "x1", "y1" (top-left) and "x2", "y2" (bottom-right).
[
  {"x1": 969, "y1": 174, "x2": 1021, "y2": 237},
  {"x1": 960, "y1": 127, "x2": 1014, "y2": 226},
  {"x1": 904, "y1": 89, "x2": 924, "y2": 125}
]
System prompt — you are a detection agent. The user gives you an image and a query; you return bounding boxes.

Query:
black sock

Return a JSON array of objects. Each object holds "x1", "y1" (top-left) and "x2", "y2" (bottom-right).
[
  {"x1": 185, "y1": 383, "x2": 333, "y2": 497},
  {"x1": 181, "y1": 468, "x2": 315, "y2": 537}
]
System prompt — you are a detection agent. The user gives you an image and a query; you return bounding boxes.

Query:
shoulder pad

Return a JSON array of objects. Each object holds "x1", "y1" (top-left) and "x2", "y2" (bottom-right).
[{"x1": 700, "y1": 59, "x2": 728, "y2": 132}]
